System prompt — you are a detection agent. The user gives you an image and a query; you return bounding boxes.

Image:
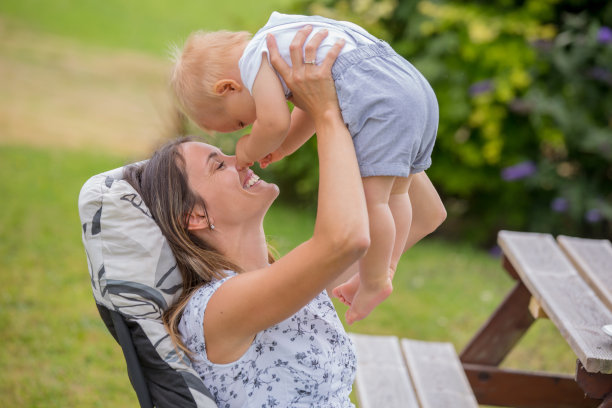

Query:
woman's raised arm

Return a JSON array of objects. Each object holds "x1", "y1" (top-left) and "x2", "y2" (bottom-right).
[
  {"x1": 267, "y1": 26, "x2": 368, "y2": 257},
  {"x1": 203, "y1": 27, "x2": 369, "y2": 363}
]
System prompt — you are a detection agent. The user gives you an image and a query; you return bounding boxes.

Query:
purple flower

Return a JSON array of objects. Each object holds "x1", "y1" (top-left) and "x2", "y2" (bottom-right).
[
  {"x1": 587, "y1": 67, "x2": 612, "y2": 84},
  {"x1": 469, "y1": 80, "x2": 494, "y2": 97},
  {"x1": 488, "y1": 245, "x2": 502, "y2": 258},
  {"x1": 501, "y1": 161, "x2": 537, "y2": 181},
  {"x1": 598, "y1": 26, "x2": 612, "y2": 44},
  {"x1": 585, "y1": 209, "x2": 603, "y2": 223},
  {"x1": 551, "y1": 197, "x2": 569, "y2": 213}
]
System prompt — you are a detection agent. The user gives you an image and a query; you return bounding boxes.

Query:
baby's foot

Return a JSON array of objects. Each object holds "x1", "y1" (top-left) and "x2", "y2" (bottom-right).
[
  {"x1": 332, "y1": 273, "x2": 361, "y2": 306},
  {"x1": 345, "y1": 278, "x2": 393, "y2": 325}
]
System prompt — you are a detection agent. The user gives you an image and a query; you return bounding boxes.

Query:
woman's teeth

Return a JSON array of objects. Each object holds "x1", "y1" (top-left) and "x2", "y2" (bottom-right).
[{"x1": 244, "y1": 174, "x2": 260, "y2": 189}]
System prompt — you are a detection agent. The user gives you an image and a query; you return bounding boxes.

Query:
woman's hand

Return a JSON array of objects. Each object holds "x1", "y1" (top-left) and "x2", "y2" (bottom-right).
[{"x1": 266, "y1": 26, "x2": 345, "y2": 121}]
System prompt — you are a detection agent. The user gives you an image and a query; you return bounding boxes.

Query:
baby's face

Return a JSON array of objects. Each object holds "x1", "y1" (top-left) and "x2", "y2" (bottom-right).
[{"x1": 203, "y1": 89, "x2": 256, "y2": 133}]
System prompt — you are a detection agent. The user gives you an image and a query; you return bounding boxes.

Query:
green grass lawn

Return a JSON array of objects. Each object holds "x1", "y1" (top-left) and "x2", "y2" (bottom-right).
[
  {"x1": 0, "y1": 2, "x2": 578, "y2": 406},
  {"x1": 0, "y1": 145, "x2": 576, "y2": 407},
  {"x1": 0, "y1": 0, "x2": 294, "y2": 56}
]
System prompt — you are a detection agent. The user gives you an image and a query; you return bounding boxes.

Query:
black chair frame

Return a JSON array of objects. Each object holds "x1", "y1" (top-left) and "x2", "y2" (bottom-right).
[{"x1": 98, "y1": 304, "x2": 154, "y2": 408}]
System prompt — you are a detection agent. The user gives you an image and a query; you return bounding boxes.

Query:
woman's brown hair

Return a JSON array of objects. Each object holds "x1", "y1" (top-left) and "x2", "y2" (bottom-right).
[{"x1": 124, "y1": 136, "x2": 242, "y2": 355}]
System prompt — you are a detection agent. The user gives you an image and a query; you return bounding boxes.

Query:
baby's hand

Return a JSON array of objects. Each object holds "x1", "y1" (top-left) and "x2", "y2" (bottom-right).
[
  {"x1": 235, "y1": 135, "x2": 254, "y2": 170},
  {"x1": 258, "y1": 148, "x2": 286, "y2": 168}
]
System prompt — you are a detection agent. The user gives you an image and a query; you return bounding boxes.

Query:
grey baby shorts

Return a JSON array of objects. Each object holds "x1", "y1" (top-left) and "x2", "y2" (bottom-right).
[{"x1": 331, "y1": 41, "x2": 439, "y2": 178}]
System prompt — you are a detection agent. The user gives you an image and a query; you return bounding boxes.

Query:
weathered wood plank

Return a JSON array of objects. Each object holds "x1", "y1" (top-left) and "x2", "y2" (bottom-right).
[
  {"x1": 350, "y1": 334, "x2": 420, "y2": 408},
  {"x1": 402, "y1": 339, "x2": 478, "y2": 408},
  {"x1": 557, "y1": 235, "x2": 612, "y2": 312},
  {"x1": 498, "y1": 230, "x2": 612, "y2": 374}
]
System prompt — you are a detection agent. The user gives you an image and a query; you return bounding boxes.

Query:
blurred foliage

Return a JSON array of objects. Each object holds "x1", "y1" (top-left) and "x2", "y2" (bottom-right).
[
  {"x1": 0, "y1": 0, "x2": 294, "y2": 55},
  {"x1": 263, "y1": 0, "x2": 612, "y2": 244}
]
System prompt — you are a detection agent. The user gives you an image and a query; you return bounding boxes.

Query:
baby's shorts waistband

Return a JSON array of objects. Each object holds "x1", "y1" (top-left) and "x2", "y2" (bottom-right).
[{"x1": 332, "y1": 41, "x2": 395, "y2": 80}]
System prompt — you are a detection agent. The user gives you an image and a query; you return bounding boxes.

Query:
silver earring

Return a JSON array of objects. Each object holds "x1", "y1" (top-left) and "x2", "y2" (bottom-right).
[{"x1": 202, "y1": 207, "x2": 214, "y2": 231}]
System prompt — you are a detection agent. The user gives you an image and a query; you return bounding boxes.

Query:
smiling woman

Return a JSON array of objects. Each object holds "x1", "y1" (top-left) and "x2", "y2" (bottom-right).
[
  {"x1": 180, "y1": 142, "x2": 278, "y2": 236},
  {"x1": 122, "y1": 27, "x2": 370, "y2": 407}
]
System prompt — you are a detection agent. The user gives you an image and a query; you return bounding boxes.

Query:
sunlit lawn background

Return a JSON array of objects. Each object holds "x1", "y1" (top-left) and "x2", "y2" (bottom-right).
[{"x1": 0, "y1": 1, "x2": 577, "y2": 407}]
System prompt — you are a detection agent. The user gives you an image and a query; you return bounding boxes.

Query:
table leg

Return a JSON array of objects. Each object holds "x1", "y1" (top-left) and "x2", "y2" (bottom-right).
[
  {"x1": 460, "y1": 272, "x2": 606, "y2": 407},
  {"x1": 461, "y1": 281, "x2": 534, "y2": 365},
  {"x1": 462, "y1": 363, "x2": 600, "y2": 408},
  {"x1": 576, "y1": 360, "x2": 612, "y2": 401}
]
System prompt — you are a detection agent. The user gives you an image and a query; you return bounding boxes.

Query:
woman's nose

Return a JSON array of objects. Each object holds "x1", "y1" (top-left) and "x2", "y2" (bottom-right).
[{"x1": 227, "y1": 155, "x2": 244, "y2": 171}]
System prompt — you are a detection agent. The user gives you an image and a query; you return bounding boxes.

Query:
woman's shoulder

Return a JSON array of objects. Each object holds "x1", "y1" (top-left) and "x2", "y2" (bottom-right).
[
  {"x1": 189, "y1": 271, "x2": 236, "y2": 306},
  {"x1": 179, "y1": 271, "x2": 236, "y2": 339}
]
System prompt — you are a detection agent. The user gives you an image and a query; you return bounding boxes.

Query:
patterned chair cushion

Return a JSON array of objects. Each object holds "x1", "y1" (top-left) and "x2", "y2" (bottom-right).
[{"x1": 78, "y1": 164, "x2": 216, "y2": 408}]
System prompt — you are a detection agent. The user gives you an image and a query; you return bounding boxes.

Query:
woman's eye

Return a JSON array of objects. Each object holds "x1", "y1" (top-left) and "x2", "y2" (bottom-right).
[
  {"x1": 217, "y1": 161, "x2": 225, "y2": 170},
  {"x1": 239, "y1": 122, "x2": 245, "y2": 128}
]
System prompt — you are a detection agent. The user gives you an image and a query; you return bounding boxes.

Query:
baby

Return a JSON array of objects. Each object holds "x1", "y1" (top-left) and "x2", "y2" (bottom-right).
[{"x1": 171, "y1": 12, "x2": 439, "y2": 324}]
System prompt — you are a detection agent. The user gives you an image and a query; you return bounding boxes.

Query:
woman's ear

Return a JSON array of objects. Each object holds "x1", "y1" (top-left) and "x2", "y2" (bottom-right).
[
  {"x1": 186, "y1": 208, "x2": 210, "y2": 232},
  {"x1": 213, "y1": 79, "x2": 242, "y2": 96}
]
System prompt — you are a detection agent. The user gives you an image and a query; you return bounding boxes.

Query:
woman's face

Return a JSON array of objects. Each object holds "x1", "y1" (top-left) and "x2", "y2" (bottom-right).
[{"x1": 180, "y1": 141, "x2": 279, "y2": 228}]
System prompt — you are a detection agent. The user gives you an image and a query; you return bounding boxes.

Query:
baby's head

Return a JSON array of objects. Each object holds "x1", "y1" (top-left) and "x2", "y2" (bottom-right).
[{"x1": 171, "y1": 30, "x2": 252, "y2": 131}]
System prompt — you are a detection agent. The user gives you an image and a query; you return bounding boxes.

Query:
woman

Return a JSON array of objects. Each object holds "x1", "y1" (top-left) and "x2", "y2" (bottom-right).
[
  {"x1": 126, "y1": 27, "x2": 445, "y2": 407},
  {"x1": 126, "y1": 28, "x2": 369, "y2": 407}
]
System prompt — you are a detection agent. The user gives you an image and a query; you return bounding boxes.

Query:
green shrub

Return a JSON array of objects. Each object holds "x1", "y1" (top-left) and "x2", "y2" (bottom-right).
[{"x1": 265, "y1": 0, "x2": 611, "y2": 244}]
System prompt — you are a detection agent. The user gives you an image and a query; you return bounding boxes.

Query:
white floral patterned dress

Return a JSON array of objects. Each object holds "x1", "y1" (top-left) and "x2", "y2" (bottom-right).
[{"x1": 178, "y1": 272, "x2": 357, "y2": 408}]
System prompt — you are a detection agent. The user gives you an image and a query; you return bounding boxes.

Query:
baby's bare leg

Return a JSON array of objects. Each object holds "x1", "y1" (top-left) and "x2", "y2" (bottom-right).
[
  {"x1": 389, "y1": 176, "x2": 414, "y2": 277},
  {"x1": 333, "y1": 176, "x2": 413, "y2": 308},
  {"x1": 338, "y1": 176, "x2": 395, "y2": 324},
  {"x1": 331, "y1": 173, "x2": 444, "y2": 302},
  {"x1": 403, "y1": 172, "x2": 446, "y2": 251}
]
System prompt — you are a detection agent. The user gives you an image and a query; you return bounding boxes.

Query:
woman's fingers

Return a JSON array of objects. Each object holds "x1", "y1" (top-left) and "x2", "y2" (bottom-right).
[
  {"x1": 267, "y1": 24, "x2": 344, "y2": 84},
  {"x1": 288, "y1": 25, "x2": 313, "y2": 68},
  {"x1": 267, "y1": 25, "x2": 343, "y2": 117},
  {"x1": 266, "y1": 33, "x2": 289, "y2": 79},
  {"x1": 320, "y1": 38, "x2": 345, "y2": 72},
  {"x1": 303, "y1": 29, "x2": 329, "y2": 63}
]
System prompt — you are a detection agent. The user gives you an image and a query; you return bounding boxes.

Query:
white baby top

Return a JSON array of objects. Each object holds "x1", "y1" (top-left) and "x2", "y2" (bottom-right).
[
  {"x1": 239, "y1": 11, "x2": 376, "y2": 97},
  {"x1": 178, "y1": 272, "x2": 357, "y2": 407}
]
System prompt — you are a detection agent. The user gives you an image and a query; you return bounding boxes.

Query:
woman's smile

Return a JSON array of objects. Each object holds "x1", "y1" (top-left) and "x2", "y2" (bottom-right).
[{"x1": 241, "y1": 169, "x2": 261, "y2": 190}]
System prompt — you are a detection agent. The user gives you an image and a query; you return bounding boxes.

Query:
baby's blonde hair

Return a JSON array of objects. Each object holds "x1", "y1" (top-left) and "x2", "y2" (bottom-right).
[{"x1": 170, "y1": 30, "x2": 252, "y2": 129}]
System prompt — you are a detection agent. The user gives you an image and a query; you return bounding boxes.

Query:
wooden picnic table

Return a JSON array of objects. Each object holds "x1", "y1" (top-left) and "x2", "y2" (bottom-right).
[{"x1": 460, "y1": 230, "x2": 612, "y2": 408}]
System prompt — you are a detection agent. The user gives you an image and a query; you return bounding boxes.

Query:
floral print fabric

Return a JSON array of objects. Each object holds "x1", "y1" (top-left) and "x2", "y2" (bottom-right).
[{"x1": 178, "y1": 273, "x2": 356, "y2": 407}]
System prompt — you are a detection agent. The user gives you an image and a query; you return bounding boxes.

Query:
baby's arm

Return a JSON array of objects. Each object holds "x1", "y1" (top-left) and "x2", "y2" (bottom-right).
[
  {"x1": 260, "y1": 107, "x2": 315, "y2": 167},
  {"x1": 236, "y1": 54, "x2": 291, "y2": 169}
]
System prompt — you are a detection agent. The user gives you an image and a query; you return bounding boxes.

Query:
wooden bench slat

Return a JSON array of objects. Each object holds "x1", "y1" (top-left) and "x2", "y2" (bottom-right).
[
  {"x1": 498, "y1": 230, "x2": 612, "y2": 374},
  {"x1": 350, "y1": 334, "x2": 420, "y2": 408},
  {"x1": 557, "y1": 235, "x2": 612, "y2": 311},
  {"x1": 401, "y1": 339, "x2": 479, "y2": 408}
]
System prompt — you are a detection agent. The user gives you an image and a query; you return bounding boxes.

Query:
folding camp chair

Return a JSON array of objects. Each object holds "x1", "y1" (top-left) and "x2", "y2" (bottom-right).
[{"x1": 79, "y1": 163, "x2": 217, "y2": 408}]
